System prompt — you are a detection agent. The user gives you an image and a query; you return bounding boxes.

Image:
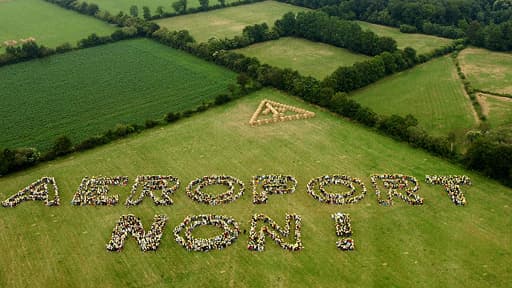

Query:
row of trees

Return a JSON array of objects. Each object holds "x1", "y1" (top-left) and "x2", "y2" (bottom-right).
[
  {"x1": 275, "y1": 11, "x2": 397, "y2": 56},
  {"x1": 44, "y1": 0, "x2": 160, "y2": 35}
]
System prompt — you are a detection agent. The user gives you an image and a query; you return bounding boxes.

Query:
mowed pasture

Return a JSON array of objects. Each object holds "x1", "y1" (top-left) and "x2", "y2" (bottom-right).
[
  {"x1": 0, "y1": 89, "x2": 510, "y2": 287},
  {"x1": 0, "y1": 38, "x2": 236, "y2": 151},
  {"x1": 356, "y1": 21, "x2": 453, "y2": 55},
  {"x1": 479, "y1": 94, "x2": 512, "y2": 128},
  {"x1": 233, "y1": 37, "x2": 370, "y2": 79},
  {"x1": 0, "y1": 0, "x2": 115, "y2": 51},
  {"x1": 459, "y1": 47, "x2": 512, "y2": 95},
  {"x1": 155, "y1": 1, "x2": 308, "y2": 42},
  {"x1": 351, "y1": 56, "x2": 477, "y2": 136},
  {"x1": 93, "y1": 0, "x2": 238, "y2": 15}
]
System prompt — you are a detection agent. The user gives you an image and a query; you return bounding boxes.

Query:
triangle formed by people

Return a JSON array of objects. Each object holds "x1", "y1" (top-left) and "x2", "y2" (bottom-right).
[{"x1": 249, "y1": 99, "x2": 315, "y2": 126}]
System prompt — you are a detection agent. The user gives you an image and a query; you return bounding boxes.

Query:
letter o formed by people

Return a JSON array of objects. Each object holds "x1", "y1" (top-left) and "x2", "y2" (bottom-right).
[
  {"x1": 307, "y1": 175, "x2": 367, "y2": 204},
  {"x1": 173, "y1": 214, "x2": 240, "y2": 252},
  {"x1": 186, "y1": 175, "x2": 245, "y2": 205}
]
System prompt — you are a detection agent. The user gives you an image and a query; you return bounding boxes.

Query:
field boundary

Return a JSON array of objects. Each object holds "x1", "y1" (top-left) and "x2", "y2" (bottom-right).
[
  {"x1": 453, "y1": 61, "x2": 481, "y2": 125},
  {"x1": 452, "y1": 50, "x2": 486, "y2": 121}
]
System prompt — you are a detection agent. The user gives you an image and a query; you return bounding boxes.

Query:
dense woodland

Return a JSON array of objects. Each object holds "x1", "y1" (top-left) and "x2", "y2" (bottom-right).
[{"x1": 0, "y1": 0, "x2": 511, "y2": 188}]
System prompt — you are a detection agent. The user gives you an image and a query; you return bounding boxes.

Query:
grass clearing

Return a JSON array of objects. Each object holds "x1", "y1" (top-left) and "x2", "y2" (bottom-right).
[
  {"x1": 356, "y1": 21, "x2": 453, "y2": 55},
  {"x1": 459, "y1": 47, "x2": 512, "y2": 95},
  {"x1": 233, "y1": 37, "x2": 370, "y2": 79},
  {"x1": 0, "y1": 0, "x2": 115, "y2": 51},
  {"x1": 155, "y1": 1, "x2": 308, "y2": 42},
  {"x1": 0, "y1": 88, "x2": 510, "y2": 287},
  {"x1": 351, "y1": 56, "x2": 477, "y2": 136},
  {"x1": 93, "y1": 0, "x2": 238, "y2": 15},
  {"x1": 0, "y1": 38, "x2": 236, "y2": 151},
  {"x1": 479, "y1": 94, "x2": 512, "y2": 128}
]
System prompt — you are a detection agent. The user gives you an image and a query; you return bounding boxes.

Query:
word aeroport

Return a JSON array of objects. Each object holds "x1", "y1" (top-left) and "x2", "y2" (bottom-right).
[
  {"x1": 1, "y1": 174, "x2": 472, "y2": 253},
  {"x1": 1, "y1": 173, "x2": 472, "y2": 208}
]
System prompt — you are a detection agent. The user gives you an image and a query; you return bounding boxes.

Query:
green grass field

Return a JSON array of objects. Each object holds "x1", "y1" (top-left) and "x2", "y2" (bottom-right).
[
  {"x1": 155, "y1": 1, "x2": 308, "y2": 42},
  {"x1": 93, "y1": 0, "x2": 238, "y2": 15},
  {"x1": 351, "y1": 56, "x2": 477, "y2": 136},
  {"x1": 233, "y1": 37, "x2": 370, "y2": 79},
  {"x1": 356, "y1": 21, "x2": 453, "y2": 55},
  {"x1": 459, "y1": 47, "x2": 512, "y2": 95},
  {"x1": 0, "y1": 88, "x2": 510, "y2": 287},
  {"x1": 480, "y1": 94, "x2": 512, "y2": 128},
  {"x1": 0, "y1": 38, "x2": 236, "y2": 151},
  {"x1": 0, "y1": 0, "x2": 115, "y2": 52}
]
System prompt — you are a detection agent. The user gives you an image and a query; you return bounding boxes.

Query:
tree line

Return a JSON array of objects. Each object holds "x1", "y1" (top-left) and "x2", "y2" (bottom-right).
[
  {"x1": 275, "y1": 11, "x2": 397, "y2": 56},
  {"x1": 0, "y1": 27, "x2": 141, "y2": 67}
]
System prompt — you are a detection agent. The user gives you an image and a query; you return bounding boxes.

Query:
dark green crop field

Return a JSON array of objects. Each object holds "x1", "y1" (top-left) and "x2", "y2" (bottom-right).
[{"x1": 0, "y1": 38, "x2": 236, "y2": 150}]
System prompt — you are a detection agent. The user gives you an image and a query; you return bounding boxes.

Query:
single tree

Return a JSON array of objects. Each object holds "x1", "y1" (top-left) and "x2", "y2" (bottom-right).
[
  {"x1": 129, "y1": 5, "x2": 138, "y2": 17},
  {"x1": 142, "y1": 6, "x2": 151, "y2": 20},
  {"x1": 52, "y1": 136, "x2": 73, "y2": 156},
  {"x1": 155, "y1": 6, "x2": 165, "y2": 17},
  {"x1": 172, "y1": 0, "x2": 187, "y2": 13},
  {"x1": 237, "y1": 73, "x2": 250, "y2": 92},
  {"x1": 199, "y1": 0, "x2": 209, "y2": 10}
]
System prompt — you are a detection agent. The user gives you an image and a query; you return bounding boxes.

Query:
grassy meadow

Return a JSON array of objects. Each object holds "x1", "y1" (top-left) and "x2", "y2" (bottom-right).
[
  {"x1": 459, "y1": 47, "x2": 512, "y2": 95},
  {"x1": 351, "y1": 56, "x2": 477, "y2": 136},
  {"x1": 480, "y1": 94, "x2": 512, "y2": 128},
  {"x1": 0, "y1": 0, "x2": 116, "y2": 51},
  {"x1": 93, "y1": 0, "x2": 239, "y2": 15},
  {"x1": 0, "y1": 38, "x2": 236, "y2": 151},
  {"x1": 356, "y1": 21, "x2": 453, "y2": 55},
  {"x1": 155, "y1": 1, "x2": 308, "y2": 42},
  {"x1": 0, "y1": 89, "x2": 510, "y2": 287},
  {"x1": 233, "y1": 37, "x2": 370, "y2": 79}
]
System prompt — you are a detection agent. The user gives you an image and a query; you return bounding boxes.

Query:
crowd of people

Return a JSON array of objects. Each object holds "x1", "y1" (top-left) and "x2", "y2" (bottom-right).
[
  {"x1": 186, "y1": 175, "x2": 245, "y2": 205},
  {"x1": 306, "y1": 175, "x2": 367, "y2": 205},
  {"x1": 425, "y1": 175, "x2": 471, "y2": 206},
  {"x1": 71, "y1": 176, "x2": 128, "y2": 206},
  {"x1": 2, "y1": 177, "x2": 60, "y2": 207},
  {"x1": 173, "y1": 214, "x2": 240, "y2": 252},
  {"x1": 125, "y1": 175, "x2": 180, "y2": 206},
  {"x1": 337, "y1": 238, "x2": 355, "y2": 250},
  {"x1": 332, "y1": 212, "x2": 354, "y2": 250},
  {"x1": 247, "y1": 213, "x2": 303, "y2": 252},
  {"x1": 371, "y1": 174, "x2": 424, "y2": 206},
  {"x1": 252, "y1": 175, "x2": 297, "y2": 204},
  {"x1": 106, "y1": 214, "x2": 168, "y2": 252}
]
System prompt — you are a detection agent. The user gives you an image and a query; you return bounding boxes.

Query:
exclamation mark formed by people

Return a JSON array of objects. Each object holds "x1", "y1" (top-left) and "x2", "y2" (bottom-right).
[{"x1": 332, "y1": 213, "x2": 355, "y2": 251}]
